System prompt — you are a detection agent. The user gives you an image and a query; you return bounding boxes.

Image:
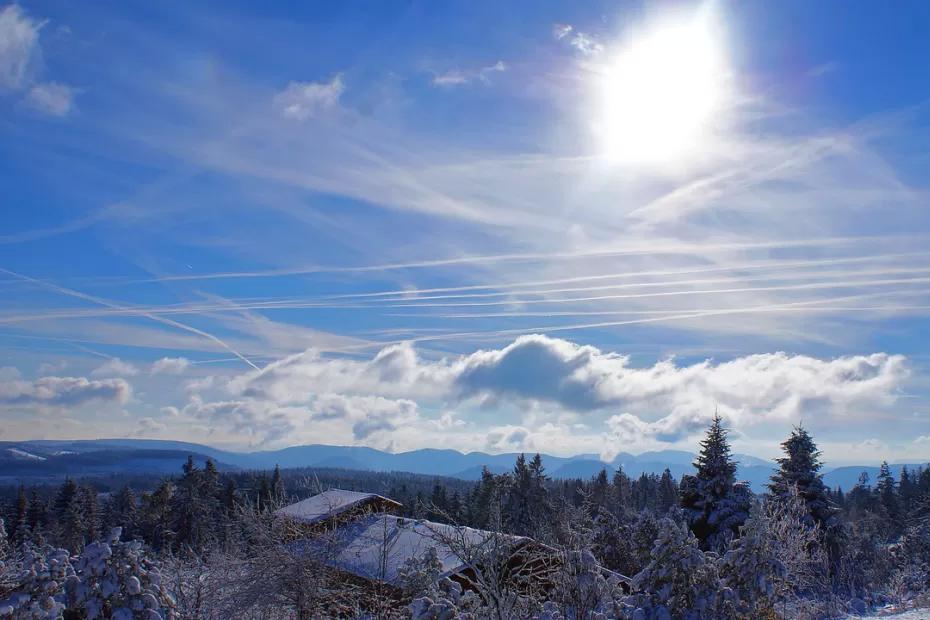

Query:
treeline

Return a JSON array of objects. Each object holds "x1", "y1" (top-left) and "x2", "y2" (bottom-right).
[{"x1": 3, "y1": 421, "x2": 930, "y2": 618}]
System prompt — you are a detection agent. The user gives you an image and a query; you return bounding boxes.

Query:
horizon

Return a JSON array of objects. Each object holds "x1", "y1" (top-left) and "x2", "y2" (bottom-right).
[
  {"x1": 6, "y1": 435, "x2": 928, "y2": 470},
  {"x1": 3, "y1": 1, "x2": 930, "y2": 464}
]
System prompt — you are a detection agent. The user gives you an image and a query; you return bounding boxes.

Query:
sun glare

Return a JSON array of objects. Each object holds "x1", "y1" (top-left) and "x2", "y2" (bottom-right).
[{"x1": 597, "y1": 10, "x2": 728, "y2": 164}]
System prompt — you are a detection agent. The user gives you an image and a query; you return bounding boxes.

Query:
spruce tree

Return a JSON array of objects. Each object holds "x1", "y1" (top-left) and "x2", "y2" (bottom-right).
[
  {"x1": 270, "y1": 464, "x2": 285, "y2": 502},
  {"x1": 876, "y1": 460, "x2": 901, "y2": 537},
  {"x1": 680, "y1": 413, "x2": 750, "y2": 551},
  {"x1": 26, "y1": 489, "x2": 47, "y2": 538},
  {"x1": 657, "y1": 468, "x2": 679, "y2": 514},
  {"x1": 612, "y1": 467, "x2": 633, "y2": 516},
  {"x1": 12, "y1": 486, "x2": 29, "y2": 544},
  {"x1": 767, "y1": 426, "x2": 842, "y2": 558}
]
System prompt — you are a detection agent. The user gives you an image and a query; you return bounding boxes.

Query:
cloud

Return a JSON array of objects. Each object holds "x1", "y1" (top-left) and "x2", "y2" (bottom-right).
[
  {"x1": 552, "y1": 24, "x2": 573, "y2": 41},
  {"x1": 0, "y1": 375, "x2": 132, "y2": 407},
  {"x1": 231, "y1": 342, "x2": 453, "y2": 403},
  {"x1": 457, "y1": 336, "x2": 906, "y2": 436},
  {"x1": 0, "y1": 366, "x2": 21, "y2": 381},
  {"x1": 91, "y1": 358, "x2": 140, "y2": 377},
  {"x1": 274, "y1": 75, "x2": 344, "y2": 120},
  {"x1": 485, "y1": 425, "x2": 530, "y2": 451},
  {"x1": 38, "y1": 361, "x2": 68, "y2": 374},
  {"x1": 0, "y1": 5, "x2": 75, "y2": 116},
  {"x1": 151, "y1": 356, "x2": 190, "y2": 375},
  {"x1": 312, "y1": 394, "x2": 419, "y2": 439},
  {"x1": 213, "y1": 334, "x2": 907, "y2": 450},
  {"x1": 159, "y1": 405, "x2": 180, "y2": 417},
  {"x1": 552, "y1": 23, "x2": 602, "y2": 56},
  {"x1": 0, "y1": 4, "x2": 41, "y2": 91},
  {"x1": 432, "y1": 61, "x2": 506, "y2": 87},
  {"x1": 137, "y1": 416, "x2": 165, "y2": 434},
  {"x1": 27, "y1": 81, "x2": 73, "y2": 116}
]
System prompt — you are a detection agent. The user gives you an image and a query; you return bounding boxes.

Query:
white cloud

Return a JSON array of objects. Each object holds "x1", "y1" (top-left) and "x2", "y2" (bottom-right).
[
  {"x1": 274, "y1": 75, "x2": 344, "y2": 120},
  {"x1": 0, "y1": 4, "x2": 41, "y2": 91},
  {"x1": 27, "y1": 81, "x2": 73, "y2": 116},
  {"x1": 432, "y1": 61, "x2": 506, "y2": 87},
  {"x1": 160, "y1": 405, "x2": 180, "y2": 417},
  {"x1": 552, "y1": 24, "x2": 573, "y2": 41},
  {"x1": 0, "y1": 366, "x2": 21, "y2": 381},
  {"x1": 197, "y1": 334, "x2": 908, "y2": 451},
  {"x1": 38, "y1": 361, "x2": 68, "y2": 374},
  {"x1": 314, "y1": 393, "x2": 419, "y2": 440},
  {"x1": 151, "y1": 356, "x2": 191, "y2": 375},
  {"x1": 0, "y1": 375, "x2": 132, "y2": 407},
  {"x1": 0, "y1": 5, "x2": 75, "y2": 116},
  {"x1": 91, "y1": 358, "x2": 140, "y2": 377},
  {"x1": 137, "y1": 416, "x2": 165, "y2": 433},
  {"x1": 552, "y1": 23, "x2": 602, "y2": 56}
]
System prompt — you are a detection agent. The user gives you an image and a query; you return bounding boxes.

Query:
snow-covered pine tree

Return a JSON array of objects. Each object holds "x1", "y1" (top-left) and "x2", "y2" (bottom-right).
[
  {"x1": 679, "y1": 414, "x2": 750, "y2": 551},
  {"x1": 11, "y1": 487, "x2": 28, "y2": 546},
  {"x1": 657, "y1": 469, "x2": 678, "y2": 514},
  {"x1": 767, "y1": 426, "x2": 842, "y2": 557},
  {"x1": 54, "y1": 479, "x2": 86, "y2": 553},
  {"x1": 876, "y1": 460, "x2": 902, "y2": 537},
  {"x1": 613, "y1": 467, "x2": 633, "y2": 516}
]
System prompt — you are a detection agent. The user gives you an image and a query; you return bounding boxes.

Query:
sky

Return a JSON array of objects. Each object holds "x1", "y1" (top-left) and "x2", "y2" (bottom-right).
[{"x1": 2, "y1": 0, "x2": 930, "y2": 464}]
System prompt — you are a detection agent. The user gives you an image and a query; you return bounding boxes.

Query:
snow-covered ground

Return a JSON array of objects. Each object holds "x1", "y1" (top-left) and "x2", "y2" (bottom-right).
[
  {"x1": 5, "y1": 448, "x2": 46, "y2": 461},
  {"x1": 846, "y1": 609, "x2": 930, "y2": 619}
]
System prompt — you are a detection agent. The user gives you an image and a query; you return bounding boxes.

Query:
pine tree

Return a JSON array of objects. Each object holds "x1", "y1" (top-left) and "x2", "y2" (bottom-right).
[
  {"x1": 54, "y1": 479, "x2": 85, "y2": 552},
  {"x1": 657, "y1": 468, "x2": 679, "y2": 514},
  {"x1": 12, "y1": 485, "x2": 29, "y2": 544},
  {"x1": 767, "y1": 426, "x2": 842, "y2": 559},
  {"x1": 81, "y1": 486, "x2": 100, "y2": 543},
  {"x1": 505, "y1": 453, "x2": 534, "y2": 535},
  {"x1": 612, "y1": 467, "x2": 633, "y2": 516},
  {"x1": 680, "y1": 413, "x2": 750, "y2": 551},
  {"x1": 26, "y1": 489, "x2": 47, "y2": 538},
  {"x1": 876, "y1": 460, "x2": 901, "y2": 537},
  {"x1": 270, "y1": 464, "x2": 285, "y2": 502},
  {"x1": 108, "y1": 486, "x2": 138, "y2": 539}
]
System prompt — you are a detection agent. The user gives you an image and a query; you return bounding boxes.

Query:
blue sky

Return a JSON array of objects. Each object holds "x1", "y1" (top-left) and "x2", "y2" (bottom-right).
[{"x1": 2, "y1": 0, "x2": 929, "y2": 463}]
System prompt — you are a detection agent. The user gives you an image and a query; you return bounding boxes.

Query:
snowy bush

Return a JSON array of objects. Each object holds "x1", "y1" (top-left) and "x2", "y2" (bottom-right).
[
  {"x1": 618, "y1": 518, "x2": 735, "y2": 620},
  {"x1": 0, "y1": 528, "x2": 174, "y2": 620}
]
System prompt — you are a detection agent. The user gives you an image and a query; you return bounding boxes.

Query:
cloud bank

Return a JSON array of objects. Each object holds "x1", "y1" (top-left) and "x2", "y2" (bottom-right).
[{"x1": 175, "y1": 334, "x2": 906, "y2": 450}]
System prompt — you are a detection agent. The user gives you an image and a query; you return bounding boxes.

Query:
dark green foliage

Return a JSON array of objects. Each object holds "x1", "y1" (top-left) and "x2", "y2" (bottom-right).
[{"x1": 680, "y1": 414, "x2": 750, "y2": 551}]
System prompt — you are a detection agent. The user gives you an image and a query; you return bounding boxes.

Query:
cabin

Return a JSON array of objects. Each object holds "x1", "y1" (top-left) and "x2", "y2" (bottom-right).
[
  {"x1": 275, "y1": 489, "x2": 402, "y2": 536},
  {"x1": 276, "y1": 488, "x2": 630, "y2": 596}
]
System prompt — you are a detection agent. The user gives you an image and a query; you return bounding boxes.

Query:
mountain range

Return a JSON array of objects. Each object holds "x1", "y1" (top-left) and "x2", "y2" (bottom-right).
[{"x1": 0, "y1": 439, "x2": 924, "y2": 492}]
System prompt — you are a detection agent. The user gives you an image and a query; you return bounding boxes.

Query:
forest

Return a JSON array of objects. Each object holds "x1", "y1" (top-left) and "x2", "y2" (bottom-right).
[{"x1": 1, "y1": 418, "x2": 929, "y2": 619}]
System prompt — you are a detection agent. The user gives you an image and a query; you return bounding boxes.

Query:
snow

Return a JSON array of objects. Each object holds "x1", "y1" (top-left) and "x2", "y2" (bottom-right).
[
  {"x1": 845, "y1": 609, "x2": 930, "y2": 619},
  {"x1": 298, "y1": 513, "x2": 524, "y2": 586},
  {"x1": 275, "y1": 489, "x2": 398, "y2": 525},
  {"x1": 6, "y1": 448, "x2": 46, "y2": 461}
]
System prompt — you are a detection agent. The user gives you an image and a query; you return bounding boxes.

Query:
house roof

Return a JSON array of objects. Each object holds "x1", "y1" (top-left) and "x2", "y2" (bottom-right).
[
  {"x1": 275, "y1": 489, "x2": 400, "y2": 525},
  {"x1": 298, "y1": 513, "x2": 529, "y2": 586}
]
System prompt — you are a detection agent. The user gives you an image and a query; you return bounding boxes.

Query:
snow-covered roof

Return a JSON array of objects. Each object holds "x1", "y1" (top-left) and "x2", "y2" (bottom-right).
[
  {"x1": 275, "y1": 489, "x2": 400, "y2": 525},
  {"x1": 299, "y1": 514, "x2": 525, "y2": 586}
]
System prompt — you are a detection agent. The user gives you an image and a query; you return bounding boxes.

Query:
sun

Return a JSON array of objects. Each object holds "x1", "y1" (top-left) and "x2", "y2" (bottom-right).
[{"x1": 596, "y1": 10, "x2": 728, "y2": 164}]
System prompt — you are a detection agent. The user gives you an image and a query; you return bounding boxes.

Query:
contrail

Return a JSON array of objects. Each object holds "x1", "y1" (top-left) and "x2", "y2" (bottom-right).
[
  {"x1": 385, "y1": 275, "x2": 930, "y2": 308},
  {"x1": 132, "y1": 234, "x2": 921, "y2": 283},
  {"x1": 327, "y1": 252, "x2": 925, "y2": 299},
  {"x1": 0, "y1": 267, "x2": 260, "y2": 370},
  {"x1": 4, "y1": 259, "x2": 930, "y2": 325},
  {"x1": 356, "y1": 264, "x2": 930, "y2": 303},
  {"x1": 399, "y1": 294, "x2": 930, "y2": 344}
]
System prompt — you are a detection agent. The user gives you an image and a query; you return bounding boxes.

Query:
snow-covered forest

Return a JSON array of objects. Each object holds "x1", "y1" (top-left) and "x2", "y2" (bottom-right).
[{"x1": 1, "y1": 418, "x2": 929, "y2": 619}]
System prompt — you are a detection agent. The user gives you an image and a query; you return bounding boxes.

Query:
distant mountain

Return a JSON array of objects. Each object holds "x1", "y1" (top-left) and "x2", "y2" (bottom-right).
[
  {"x1": 0, "y1": 444, "x2": 235, "y2": 483},
  {"x1": 1, "y1": 439, "x2": 925, "y2": 492}
]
